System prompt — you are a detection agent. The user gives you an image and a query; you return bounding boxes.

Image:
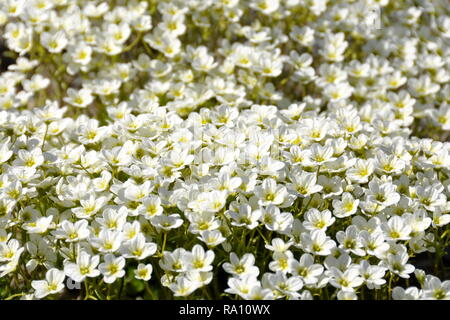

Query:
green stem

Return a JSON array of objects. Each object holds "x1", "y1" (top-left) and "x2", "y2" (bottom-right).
[
  {"x1": 122, "y1": 33, "x2": 142, "y2": 53},
  {"x1": 142, "y1": 38, "x2": 153, "y2": 56},
  {"x1": 202, "y1": 287, "x2": 212, "y2": 300},
  {"x1": 41, "y1": 123, "x2": 49, "y2": 151},
  {"x1": 256, "y1": 227, "x2": 269, "y2": 244},
  {"x1": 72, "y1": 244, "x2": 77, "y2": 261},
  {"x1": 246, "y1": 229, "x2": 256, "y2": 250},
  {"x1": 84, "y1": 279, "x2": 90, "y2": 300},
  {"x1": 107, "y1": 284, "x2": 112, "y2": 300},
  {"x1": 298, "y1": 196, "x2": 313, "y2": 217},
  {"x1": 387, "y1": 273, "x2": 394, "y2": 300},
  {"x1": 118, "y1": 276, "x2": 125, "y2": 299},
  {"x1": 5, "y1": 292, "x2": 26, "y2": 300},
  {"x1": 77, "y1": 163, "x2": 94, "y2": 178},
  {"x1": 144, "y1": 282, "x2": 154, "y2": 299},
  {"x1": 160, "y1": 232, "x2": 168, "y2": 255},
  {"x1": 434, "y1": 227, "x2": 442, "y2": 277}
]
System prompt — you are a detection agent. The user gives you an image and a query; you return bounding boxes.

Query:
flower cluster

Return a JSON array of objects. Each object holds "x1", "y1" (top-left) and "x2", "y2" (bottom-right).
[{"x1": 0, "y1": 0, "x2": 449, "y2": 300}]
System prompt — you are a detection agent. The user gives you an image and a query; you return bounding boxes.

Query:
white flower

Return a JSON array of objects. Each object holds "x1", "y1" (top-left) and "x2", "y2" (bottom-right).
[
  {"x1": 223, "y1": 252, "x2": 260, "y2": 278},
  {"x1": 329, "y1": 267, "x2": 364, "y2": 292},
  {"x1": 22, "y1": 74, "x2": 50, "y2": 92},
  {"x1": 169, "y1": 276, "x2": 199, "y2": 297},
  {"x1": 134, "y1": 263, "x2": 153, "y2": 281},
  {"x1": 120, "y1": 234, "x2": 157, "y2": 260},
  {"x1": 290, "y1": 253, "x2": 324, "y2": 286},
  {"x1": 337, "y1": 290, "x2": 358, "y2": 300},
  {"x1": 23, "y1": 216, "x2": 53, "y2": 234},
  {"x1": 254, "y1": 179, "x2": 289, "y2": 207},
  {"x1": 336, "y1": 225, "x2": 365, "y2": 256},
  {"x1": 265, "y1": 238, "x2": 293, "y2": 253},
  {"x1": 91, "y1": 229, "x2": 123, "y2": 253},
  {"x1": 263, "y1": 272, "x2": 303, "y2": 299},
  {"x1": 332, "y1": 192, "x2": 359, "y2": 218},
  {"x1": 287, "y1": 170, "x2": 323, "y2": 198},
  {"x1": 269, "y1": 251, "x2": 295, "y2": 274},
  {"x1": 358, "y1": 260, "x2": 387, "y2": 289},
  {"x1": 228, "y1": 204, "x2": 261, "y2": 229},
  {"x1": 63, "y1": 88, "x2": 94, "y2": 108},
  {"x1": 225, "y1": 275, "x2": 260, "y2": 299},
  {"x1": 98, "y1": 254, "x2": 126, "y2": 284},
  {"x1": 0, "y1": 239, "x2": 24, "y2": 262},
  {"x1": 41, "y1": 31, "x2": 68, "y2": 53},
  {"x1": 32, "y1": 268, "x2": 65, "y2": 299},
  {"x1": 408, "y1": 75, "x2": 440, "y2": 97},
  {"x1": 72, "y1": 195, "x2": 109, "y2": 219},
  {"x1": 346, "y1": 159, "x2": 375, "y2": 183},
  {"x1": 14, "y1": 148, "x2": 44, "y2": 168},
  {"x1": 0, "y1": 0, "x2": 450, "y2": 302},
  {"x1": 383, "y1": 252, "x2": 415, "y2": 279},
  {"x1": 302, "y1": 230, "x2": 336, "y2": 256},
  {"x1": 303, "y1": 208, "x2": 336, "y2": 232},
  {"x1": 197, "y1": 230, "x2": 226, "y2": 247},
  {"x1": 150, "y1": 214, "x2": 183, "y2": 231},
  {"x1": 185, "y1": 244, "x2": 215, "y2": 272},
  {"x1": 382, "y1": 216, "x2": 412, "y2": 241},
  {"x1": 159, "y1": 248, "x2": 189, "y2": 273},
  {"x1": 309, "y1": 143, "x2": 336, "y2": 165},
  {"x1": 422, "y1": 275, "x2": 450, "y2": 300},
  {"x1": 63, "y1": 251, "x2": 100, "y2": 282},
  {"x1": 0, "y1": 140, "x2": 13, "y2": 164},
  {"x1": 250, "y1": 0, "x2": 280, "y2": 15},
  {"x1": 365, "y1": 178, "x2": 400, "y2": 207},
  {"x1": 53, "y1": 220, "x2": 90, "y2": 242},
  {"x1": 392, "y1": 286, "x2": 422, "y2": 300}
]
